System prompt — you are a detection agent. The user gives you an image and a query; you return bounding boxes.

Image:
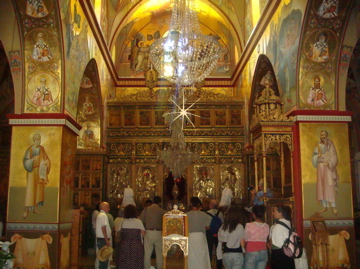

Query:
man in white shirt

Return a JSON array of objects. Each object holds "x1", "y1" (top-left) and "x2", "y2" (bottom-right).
[{"x1": 95, "y1": 202, "x2": 112, "y2": 269}]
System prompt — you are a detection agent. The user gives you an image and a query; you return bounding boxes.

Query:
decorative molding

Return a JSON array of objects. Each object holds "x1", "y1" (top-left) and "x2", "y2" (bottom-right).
[
  {"x1": 107, "y1": 129, "x2": 244, "y2": 137},
  {"x1": 294, "y1": 115, "x2": 352, "y2": 122},
  {"x1": 9, "y1": 118, "x2": 81, "y2": 135},
  {"x1": 59, "y1": 223, "x2": 72, "y2": 231},
  {"x1": 303, "y1": 219, "x2": 354, "y2": 228},
  {"x1": 7, "y1": 223, "x2": 59, "y2": 231}
]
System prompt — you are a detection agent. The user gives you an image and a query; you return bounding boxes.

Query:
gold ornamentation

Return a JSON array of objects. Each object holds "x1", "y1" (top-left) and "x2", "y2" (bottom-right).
[
  {"x1": 107, "y1": 129, "x2": 243, "y2": 138},
  {"x1": 137, "y1": 143, "x2": 157, "y2": 156},
  {"x1": 250, "y1": 86, "x2": 293, "y2": 130},
  {"x1": 264, "y1": 134, "x2": 293, "y2": 151},
  {"x1": 162, "y1": 237, "x2": 188, "y2": 256},
  {"x1": 110, "y1": 143, "x2": 132, "y2": 156},
  {"x1": 193, "y1": 143, "x2": 215, "y2": 156},
  {"x1": 114, "y1": 87, "x2": 235, "y2": 102},
  {"x1": 218, "y1": 142, "x2": 242, "y2": 156}
]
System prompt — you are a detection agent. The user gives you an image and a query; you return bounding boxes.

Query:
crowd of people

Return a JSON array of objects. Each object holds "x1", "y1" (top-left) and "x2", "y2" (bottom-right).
[{"x1": 92, "y1": 196, "x2": 296, "y2": 269}]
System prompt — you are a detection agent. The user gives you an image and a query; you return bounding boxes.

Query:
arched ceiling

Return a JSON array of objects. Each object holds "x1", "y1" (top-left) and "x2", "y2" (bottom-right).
[{"x1": 106, "y1": 0, "x2": 245, "y2": 79}]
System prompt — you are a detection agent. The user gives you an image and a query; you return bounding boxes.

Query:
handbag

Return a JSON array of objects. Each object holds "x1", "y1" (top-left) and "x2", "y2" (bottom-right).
[{"x1": 115, "y1": 219, "x2": 124, "y2": 245}]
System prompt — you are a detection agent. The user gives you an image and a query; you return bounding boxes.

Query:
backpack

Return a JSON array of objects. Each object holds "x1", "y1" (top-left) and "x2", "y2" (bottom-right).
[
  {"x1": 277, "y1": 221, "x2": 303, "y2": 259},
  {"x1": 206, "y1": 210, "x2": 223, "y2": 237}
]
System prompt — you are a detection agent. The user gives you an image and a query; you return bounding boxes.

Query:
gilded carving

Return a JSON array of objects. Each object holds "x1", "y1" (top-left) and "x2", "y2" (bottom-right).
[
  {"x1": 135, "y1": 158, "x2": 158, "y2": 164},
  {"x1": 162, "y1": 237, "x2": 188, "y2": 256},
  {"x1": 218, "y1": 142, "x2": 242, "y2": 156},
  {"x1": 110, "y1": 143, "x2": 132, "y2": 156},
  {"x1": 107, "y1": 129, "x2": 243, "y2": 137},
  {"x1": 136, "y1": 143, "x2": 157, "y2": 156},
  {"x1": 250, "y1": 83, "x2": 293, "y2": 129},
  {"x1": 219, "y1": 158, "x2": 243, "y2": 164},
  {"x1": 192, "y1": 143, "x2": 215, "y2": 156},
  {"x1": 115, "y1": 87, "x2": 235, "y2": 102},
  {"x1": 264, "y1": 134, "x2": 293, "y2": 152}
]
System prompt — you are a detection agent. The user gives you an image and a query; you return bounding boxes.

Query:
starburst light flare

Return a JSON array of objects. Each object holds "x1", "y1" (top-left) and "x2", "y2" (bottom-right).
[
  {"x1": 165, "y1": 96, "x2": 201, "y2": 130},
  {"x1": 157, "y1": 96, "x2": 200, "y2": 178}
]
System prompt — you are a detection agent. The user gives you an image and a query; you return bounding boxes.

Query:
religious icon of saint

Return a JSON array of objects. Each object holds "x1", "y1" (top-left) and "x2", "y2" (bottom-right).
[{"x1": 32, "y1": 32, "x2": 53, "y2": 62}]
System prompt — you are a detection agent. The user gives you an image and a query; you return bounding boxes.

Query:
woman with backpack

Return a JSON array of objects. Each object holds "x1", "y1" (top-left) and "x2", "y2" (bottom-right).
[
  {"x1": 269, "y1": 205, "x2": 295, "y2": 269},
  {"x1": 243, "y1": 205, "x2": 269, "y2": 269},
  {"x1": 217, "y1": 205, "x2": 245, "y2": 268}
]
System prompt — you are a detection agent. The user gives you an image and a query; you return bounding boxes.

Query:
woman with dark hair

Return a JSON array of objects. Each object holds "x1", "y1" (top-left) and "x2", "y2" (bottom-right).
[
  {"x1": 243, "y1": 205, "x2": 269, "y2": 269},
  {"x1": 116, "y1": 204, "x2": 145, "y2": 269},
  {"x1": 217, "y1": 205, "x2": 245, "y2": 268},
  {"x1": 269, "y1": 205, "x2": 295, "y2": 269}
]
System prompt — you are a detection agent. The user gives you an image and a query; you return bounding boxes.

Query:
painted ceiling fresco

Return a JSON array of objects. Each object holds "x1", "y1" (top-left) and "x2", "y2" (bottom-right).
[{"x1": 93, "y1": 0, "x2": 262, "y2": 79}]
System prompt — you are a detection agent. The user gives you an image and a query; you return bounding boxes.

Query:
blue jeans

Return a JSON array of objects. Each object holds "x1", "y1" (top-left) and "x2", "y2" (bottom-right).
[
  {"x1": 222, "y1": 252, "x2": 244, "y2": 269},
  {"x1": 244, "y1": 250, "x2": 268, "y2": 269}
]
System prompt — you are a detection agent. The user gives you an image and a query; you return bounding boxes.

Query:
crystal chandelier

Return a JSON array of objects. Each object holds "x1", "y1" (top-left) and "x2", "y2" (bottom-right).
[
  {"x1": 149, "y1": 0, "x2": 222, "y2": 86},
  {"x1": 157, "y1": 96, "x2": 199, "y2": 178}
]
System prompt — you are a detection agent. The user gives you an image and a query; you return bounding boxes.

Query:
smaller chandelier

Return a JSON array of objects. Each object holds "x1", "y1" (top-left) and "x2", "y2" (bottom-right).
[
  {"x1": 150, "y1": 0, "x2": 222, "y2": 86},
  {"x1": 157, "y1": 97, "x2": 199, "y2": 178}
]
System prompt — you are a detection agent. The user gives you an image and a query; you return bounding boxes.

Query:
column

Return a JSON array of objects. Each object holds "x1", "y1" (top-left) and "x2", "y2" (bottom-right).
[{"x1": 6, "y1": 114, "x2": 81, "y2": 269}]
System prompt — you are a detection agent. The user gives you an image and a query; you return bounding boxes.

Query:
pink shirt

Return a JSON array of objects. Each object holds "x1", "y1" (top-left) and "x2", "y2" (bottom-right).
[{"x1": 244, "y1": 221, "x2": 269, "y2": 252}]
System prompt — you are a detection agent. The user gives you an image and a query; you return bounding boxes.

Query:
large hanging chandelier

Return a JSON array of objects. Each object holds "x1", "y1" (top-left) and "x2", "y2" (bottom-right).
[
  {"x1": 149, "y1": 0, "x2": 222, "y2": 86},
  {"x1": 157, "y1": 96, "x2": 199, "y2": 178}
]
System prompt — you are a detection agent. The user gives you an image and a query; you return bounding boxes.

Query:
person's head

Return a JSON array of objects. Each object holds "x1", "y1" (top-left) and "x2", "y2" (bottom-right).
[
  {"x1": 252, "y1": 205, "x2": 266, "y2": 222},
  {"x1": 33, "y1": 134, "x2": 41, "y2": 146},
  {"x1": 258, "y1": 178, "x2": 264, "y2": 191},
  {"x1": 91, "y1": 194, "x2": 100, "y2": 205},
  {"x1": 118, "y1": 207, "x2": 124, "y2": 218},
  {"x1": 273, "y1": 204, "x2": 292, "y2": 221},
  {"x1": 124, "y1": 204, "x2": 138, "y2": 219},
  {"x1": 153, "y1": 196, "x2": 161, "y2": 205},
  {"x1": 40, "y1": 77, "x2": 46, "y2": 85},
  {"x1": 248, "y1": 185, "x2": 256, "y2": 195},
  {"x1": 99, "y1": 202, "x2": 110, "y2": 213},
  {"x1": 145, "y1": 199, "x2": 152, "y2": 207},
  {"x1": 314, "y1": 75, "x2": 321, "y2": 88},
  {"x1": 209, "y1": 199, "x2": 218, "y2": 209},
  {"x1": 222, "y1": 205, "x2": 242, "y2": 233},
  {"x1": 201, "y1": 172, "x2": 207, "y2": 179},
  {"x1": 320, "y1": 130, "x2": 328, "y2": 144},
  {"x1": 190, "y1": 197, "x2": 202, "y2": 208}
]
